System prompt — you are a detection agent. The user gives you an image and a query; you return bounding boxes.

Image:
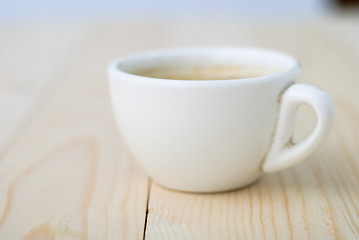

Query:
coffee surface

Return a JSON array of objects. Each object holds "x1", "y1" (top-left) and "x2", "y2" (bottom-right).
[{"x1": 134, "y1": 65, "x2": 281, "y2": 80}]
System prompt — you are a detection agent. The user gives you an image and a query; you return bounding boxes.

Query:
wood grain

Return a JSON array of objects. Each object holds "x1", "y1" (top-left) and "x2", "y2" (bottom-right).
[
  {"x1": 0, "y1": 23, "x2": 168, "y2": 239},
  {"x1": 0, "y1": 18, "x2": 358, "y2": 239},
  {"x1": 144, "y1": 21, "x2": 359, "y2": 240},
  {"x1": 0, "y1": 24, "x2": 91, "y2": 153}
]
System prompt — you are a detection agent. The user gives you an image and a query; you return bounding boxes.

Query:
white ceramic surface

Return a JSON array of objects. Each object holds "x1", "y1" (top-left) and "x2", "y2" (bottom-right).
[{"x1": 108, "y1": 47, "x2": 334, "y2": 193}]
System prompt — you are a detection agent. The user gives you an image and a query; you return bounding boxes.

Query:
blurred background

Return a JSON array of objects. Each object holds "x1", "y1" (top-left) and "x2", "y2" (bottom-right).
[
  {"x1": 0, "y1": 0, "x2": 358, "y2": 148},
  {"x1": 0, "y1": 0, "x2": 357, "y2": 24}
]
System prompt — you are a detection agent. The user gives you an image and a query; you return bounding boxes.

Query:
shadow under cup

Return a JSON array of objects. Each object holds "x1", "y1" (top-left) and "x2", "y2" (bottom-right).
[{"x1": 108, "y1": 47, "x2": 301, "y2": 193}]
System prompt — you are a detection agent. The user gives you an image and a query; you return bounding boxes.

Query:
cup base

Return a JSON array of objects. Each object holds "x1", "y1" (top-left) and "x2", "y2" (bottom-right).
[{"x1": 152, "y1": 175, "x2": 261, "y2": 194}]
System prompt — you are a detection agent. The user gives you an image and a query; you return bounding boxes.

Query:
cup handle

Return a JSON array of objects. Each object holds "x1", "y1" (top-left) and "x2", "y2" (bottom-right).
[{"x1": 262, "y1": 84, "x2": 335, "y2": 172}]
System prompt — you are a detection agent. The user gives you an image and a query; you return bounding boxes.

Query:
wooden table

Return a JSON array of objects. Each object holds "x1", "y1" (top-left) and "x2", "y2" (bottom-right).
[{"x1": 0, "y1": 16, "x2": 358, "y2": 239}]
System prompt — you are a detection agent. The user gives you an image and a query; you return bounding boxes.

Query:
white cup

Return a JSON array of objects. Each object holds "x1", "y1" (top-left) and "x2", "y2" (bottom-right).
[{"x1": 108, "y1": 47, "x2": 334, "y2": 193}]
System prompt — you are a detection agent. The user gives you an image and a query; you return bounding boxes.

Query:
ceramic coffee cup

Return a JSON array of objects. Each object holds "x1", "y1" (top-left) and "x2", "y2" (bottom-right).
[{"x1": 108, "y1": 47, "x2": 334, "y2": 193}]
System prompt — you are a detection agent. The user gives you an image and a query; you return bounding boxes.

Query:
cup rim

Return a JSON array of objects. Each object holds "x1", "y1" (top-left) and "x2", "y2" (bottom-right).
[{"x1": 108, "y1": 46, "x2": 301, "y2": 85}]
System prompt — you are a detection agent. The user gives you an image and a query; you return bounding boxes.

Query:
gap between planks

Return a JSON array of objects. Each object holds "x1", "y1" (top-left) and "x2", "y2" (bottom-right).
[{"x1": 143, "y1": 178, "x2": 152, "y2": 240}]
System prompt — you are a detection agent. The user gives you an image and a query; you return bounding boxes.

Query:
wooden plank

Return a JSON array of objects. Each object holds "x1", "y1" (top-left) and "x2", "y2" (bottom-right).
[
  {"x1": 0, "y1": 24, "x2": 91, "y2": 153},
  {"x1": 0, "y1": 19, "x2": 358, "y2": 239},
  {"x1": 144, "y1": 21, "x2": 359, "y2": 239},
  {"x1": 0, "y1": 22, "x2": 171, "y2": 239}
]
